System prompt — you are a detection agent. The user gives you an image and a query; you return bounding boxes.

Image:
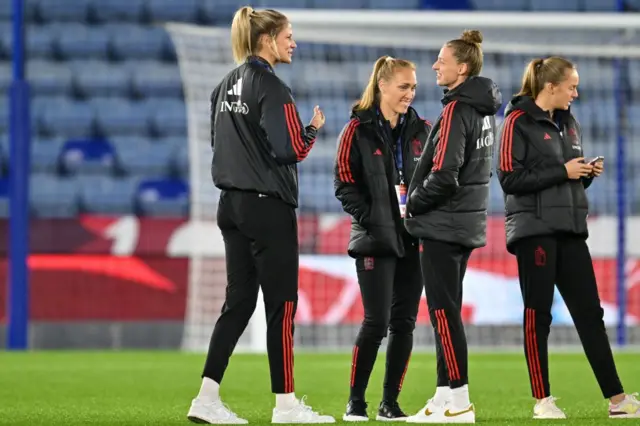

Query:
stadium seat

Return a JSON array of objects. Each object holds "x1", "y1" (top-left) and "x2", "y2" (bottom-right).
[
  {"x1": 79, "y1": 175, "x2": 140, "y2": 214},
  {"x1": 135, "y1": 177, "x2": 189, "y2": 217},
  {"x1": 111, "y1": 136, "x2": 176, "y2": 176},
  {"x1": 299, "y1": 149, "x2": 336, "y2": 175},
  {"x1": 530, "y1": 0, "x2": 579, "y2": 11},
  {"x1": 90, "y1": 0, "x2": 145, "y2": 23},
  {"x1": 92, "y1": 97, "x2": 153, "y2": 137},
  {"x1": 36, "y1": 0, "x2": 92, "y2": 22},
  {"x1": 55, "y1": 24, "x2": 110, "y2": 59},
  {"x1": 628, "y1": 60, "x2": 640, "y2": 94},
  {"x1": 30, "y1": 173, "x2": 80, "y2": 217},
  {"x1": 109, "y1": 25, "x2": 170, "y2": 61},
  {"x1": 0, "y1": 176, "x2": 8, "y2": 218},
  {"x1": 201, "y1": 0, "x2": 248, "y2": 24},
  {"x1": 298, "y1": 173, "x2": 343, "y2": 213},
  {"x1": 173, "y1": 140, "x2": 189, "y2": 179},
  {"x1": 309, "y1": 0, "x2": 366, "y2": 8},
  {"x1": 59, "y1": 138, "x2": 117, "y2": 176},
  {"x1": 26, "y1": 60, "x2": 74, "y2": 96},
  {"x1": 71, "y1": 61, "x2": 132, "y2": 98},
  {"x1": 297, "y1": 98, "x2": 354, "y2": 138},
  {"x1": 583, "y1": 0, "x2": 619, "y2": 11},
  {"x1": 412, "y1": 100, "x2": 445, "y2": 123},
  {"x1": 31, "y1": 138, "x2": 65, "y2": 173},
  {"x1": 145, "y1": 0, "x2": 201, "y2": 23},
  {"x1": 290, "y1": 61, "x2": 361, "y2": 98},
  {"x1": 131, "y1": 61, "x2": 183, "y2": 98},
  {"x1": 0, "y1": 63, "x2": 10, "y2": 94},
  {"x1": 39, "y1": 100, "x2": 95, "y2": 138},
  {"x1": 368, "y1": 0, "x2": 421, "y2": 8},
  {"x1": 471, "y1": 0, "x2": 528, "y2": 10},
  {"x1": 149, "y1": 99, "x2": 187, "y2": 137},
  {"x1": 26, "y1": 25, "x2": 61, "y2": 59},
  {"x1": 0, "y1": 24, "x2": 10, "y2": 59}
]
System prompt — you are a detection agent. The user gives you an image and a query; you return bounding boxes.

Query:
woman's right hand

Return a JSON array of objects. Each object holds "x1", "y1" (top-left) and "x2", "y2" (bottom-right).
[
  {"x1": 565, "y1": 157, "x2": 593, "y2": 180},
  {"x1": 310, "y1": 105, "x2": 325, "y2": 130}
]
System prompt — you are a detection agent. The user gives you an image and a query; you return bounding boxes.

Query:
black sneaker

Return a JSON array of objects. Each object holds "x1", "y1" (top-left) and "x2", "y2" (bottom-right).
[
  {"x1": 343, "y1": 399, "x2": 369, "y2": 422},
  {"x1": 376, "y1": 400, "x2": 408, "y2": 421}
]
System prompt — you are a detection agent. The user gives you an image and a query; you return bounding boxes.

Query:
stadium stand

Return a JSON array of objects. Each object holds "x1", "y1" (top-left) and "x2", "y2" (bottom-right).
[{"x1": 0, "y1": 0, "x2": 639, "y2": 218}]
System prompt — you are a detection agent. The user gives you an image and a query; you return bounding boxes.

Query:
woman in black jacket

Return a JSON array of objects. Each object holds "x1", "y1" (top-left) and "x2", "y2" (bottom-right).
[
  {"x1": 497, "y1": 56, "x2": 639, "y2": 420},
  {"x1": 404, "y1": 30, "x2": 501, "y2": 425},
  {"x1": 334, "y1": 55, "x2": 431, "y2": 422}
]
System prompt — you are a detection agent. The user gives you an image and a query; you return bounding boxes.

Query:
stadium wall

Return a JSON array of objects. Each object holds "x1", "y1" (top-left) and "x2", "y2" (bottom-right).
[{"x1": 0, "y1": 215, "x2": 639, "y2": 349}]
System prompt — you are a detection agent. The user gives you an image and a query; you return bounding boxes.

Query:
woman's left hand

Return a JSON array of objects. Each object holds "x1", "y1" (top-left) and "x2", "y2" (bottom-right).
[{"x1": 592, "y1": 160, "x2": 604, "y2": 177}]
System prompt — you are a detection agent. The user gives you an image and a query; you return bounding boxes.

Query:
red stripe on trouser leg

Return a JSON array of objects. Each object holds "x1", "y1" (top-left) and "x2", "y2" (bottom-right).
[{"x1": 350, "y1": 345, "x2": 359, "y2": 387}]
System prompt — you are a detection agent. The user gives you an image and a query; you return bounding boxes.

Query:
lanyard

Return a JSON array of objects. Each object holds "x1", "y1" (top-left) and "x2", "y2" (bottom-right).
[{"x1": 377, "y1": 109, "x2": 406, "y2": 184}]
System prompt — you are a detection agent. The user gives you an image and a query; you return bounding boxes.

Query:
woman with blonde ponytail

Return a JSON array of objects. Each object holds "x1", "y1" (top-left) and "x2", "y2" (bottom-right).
[
  {"x1": 334, "y1": 55, "x2": 432, "y2": 422},
  {"x1": 186, "y1": 5, "x2": 334, "y2": 425},
  {"x1": 497, "y1": 56, "x2": 639, "y2": 420}
]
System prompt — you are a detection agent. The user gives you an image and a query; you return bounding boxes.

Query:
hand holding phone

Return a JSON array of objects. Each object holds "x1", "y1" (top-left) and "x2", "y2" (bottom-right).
[
  {"x1": 588, "y1": 156, "x2": 604, "y2": 165},
  {"x1": 589, "y1": 156, "x2": 604, "y2": 177}
]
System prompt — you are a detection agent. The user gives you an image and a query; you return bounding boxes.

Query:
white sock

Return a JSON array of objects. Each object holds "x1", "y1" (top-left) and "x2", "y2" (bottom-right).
[
  {"x1": 433, "y1": 386, "x2": 451, "y2": 406},
  {"x1": 451, "y1": 385, "x2": 470, "y2": 408},
  {"x1": 197, "y1": 377, "x2": 220, "y2": 401},
  {"x1": 276, "y1": 393, "x2": 298, "y2": 410}
]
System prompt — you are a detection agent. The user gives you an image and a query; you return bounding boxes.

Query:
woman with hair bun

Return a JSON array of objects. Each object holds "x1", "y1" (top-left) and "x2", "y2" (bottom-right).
[{"x1": 405, "y1": 30, "x2": 502, "y2": 424}]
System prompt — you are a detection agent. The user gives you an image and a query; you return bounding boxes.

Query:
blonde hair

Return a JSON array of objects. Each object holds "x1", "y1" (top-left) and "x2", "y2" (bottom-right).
[
  {"x1": 230, "y1": 6, "x2": 289, "y2": 64},
  {"x1": 446, "y1": 29, "x2": 484, "y2": 77},
  {"x1": 518, "y1": 56, "x2": 576, "y2": 99},
  {"x1": 355, "y1": 56, "x2": 416, "y2": 111}
]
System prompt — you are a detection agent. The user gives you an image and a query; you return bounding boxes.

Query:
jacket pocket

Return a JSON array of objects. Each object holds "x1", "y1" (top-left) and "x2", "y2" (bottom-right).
[{"x1": 535, "y1": 192, "x2": 542, "y2": 219}]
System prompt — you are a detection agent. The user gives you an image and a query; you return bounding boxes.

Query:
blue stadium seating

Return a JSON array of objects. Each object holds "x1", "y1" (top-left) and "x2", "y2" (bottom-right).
[
  {"x1": 32, "y1": 138, "x2": 64, "y2": 173},
  {"x1": 71, "y1": 60, "x2": 132, "y2": 98},
  {"x1": 112, "y1": 136, "x2": 177, "y2": 176},
  {"x1": 59, "y1": 138, "x2": 117, "y2": 175},
  {"x1": 92, "y1": 0, "x2": 146, "y2": 23},
  {"x1": 79, "y1": 175, "x2": 140, "y2": 214},
  {"x1": 136, "y1": 177, "x2": 189, "y2": 217},
  {"x1": 30, "y1": 173, "x2": 80, "y2": 217},
  {"x1": 0, "y1": 0, "x2": 638, "y2": 218}
]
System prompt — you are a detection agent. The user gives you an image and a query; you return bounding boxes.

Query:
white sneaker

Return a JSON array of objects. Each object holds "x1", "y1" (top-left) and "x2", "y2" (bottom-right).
[
  {"x1": 533, "y1": 396, "x2": 566, "y2": 420},
  {"x1": 406, "y1": 398, "x2": 447, "y2": 423},
  {"x1": 187, "y1": 397, "x2": 249, "y2": 424},
  {"x1": 609, "y1": 392, "x2": 640, "y2": 418},
  {"x1": 271, "y1": 396, "x2": 336, "y2": 424}
]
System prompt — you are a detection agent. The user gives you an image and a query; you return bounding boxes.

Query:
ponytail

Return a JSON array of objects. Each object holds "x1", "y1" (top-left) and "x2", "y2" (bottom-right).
[
  {"x1": 517, "y1": 57, "x2": 575, "y2": 99},
  {"x1": 518, "y1": 58, "x2": 544, "y2": 98},
  {"x1": 231, "y1": 6, "x2": 254, "y2": 65},
  {"x1": 355, "y1": 56, "x2": 389, "y2": 111},
  {"x1": 230, "y1": 6, "x2": 289, "y2": 65}
]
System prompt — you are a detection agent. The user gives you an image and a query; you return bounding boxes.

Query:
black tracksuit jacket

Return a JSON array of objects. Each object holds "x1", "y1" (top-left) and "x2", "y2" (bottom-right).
[
  {"x1": 334, "y1": 105, "x2": 432, "y2": 259},
  {"x1": 404, "y1": 76, "x2": 503, "y2": 248},
  {"x1": 497, "y1": 95, "x2": 594, "y2": 253},
  {"x1": 209, "y1": 56, "x2": 317, "y2": 207}
]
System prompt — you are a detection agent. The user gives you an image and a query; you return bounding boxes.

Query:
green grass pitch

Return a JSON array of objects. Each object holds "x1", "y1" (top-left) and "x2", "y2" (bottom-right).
[{"x1": 1, "y1": 351, "x2": 639, "y2": 425}]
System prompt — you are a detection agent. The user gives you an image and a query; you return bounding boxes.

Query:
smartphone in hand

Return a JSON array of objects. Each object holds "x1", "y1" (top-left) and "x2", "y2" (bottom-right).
[{"x1": 588, "y1": 156, "x2": 604, "y2": 165}]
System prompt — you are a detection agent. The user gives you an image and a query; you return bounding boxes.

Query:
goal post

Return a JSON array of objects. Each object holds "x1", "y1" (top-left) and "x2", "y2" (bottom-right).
[{"x1": 165, "y1": 11, "x2": 640, "y2": 353}]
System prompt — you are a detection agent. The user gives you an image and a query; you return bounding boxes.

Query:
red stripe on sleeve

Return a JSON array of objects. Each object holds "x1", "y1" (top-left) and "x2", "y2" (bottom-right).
[
  {"x1": 284, "y1": 104, "x2": 305, "y2": 160},
  {"x1": 499, "y1": 110, "x2": 525, "y2": 172},
  {"x1": 337, "y1": 120, "x2": 359, "y2": 183},
  {"x1": 432, "y1": 101, "x2": 457, "y2": 171}
]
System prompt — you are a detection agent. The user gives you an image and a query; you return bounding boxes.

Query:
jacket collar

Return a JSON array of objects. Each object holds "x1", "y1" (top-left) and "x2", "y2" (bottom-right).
[{"x1": 246, "y1": 55, "x2": 274, "y2": 74}]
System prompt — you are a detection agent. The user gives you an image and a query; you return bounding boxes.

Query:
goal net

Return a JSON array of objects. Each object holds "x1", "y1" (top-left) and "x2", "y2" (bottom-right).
[{"x1": 165, "y1": 11, "x2": 640, "y2": 353}]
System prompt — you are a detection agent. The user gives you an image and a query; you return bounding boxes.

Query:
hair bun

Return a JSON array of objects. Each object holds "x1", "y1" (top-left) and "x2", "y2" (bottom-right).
[{"x1": 461, "y1": 29, "x2": 483, "y2": 45}]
